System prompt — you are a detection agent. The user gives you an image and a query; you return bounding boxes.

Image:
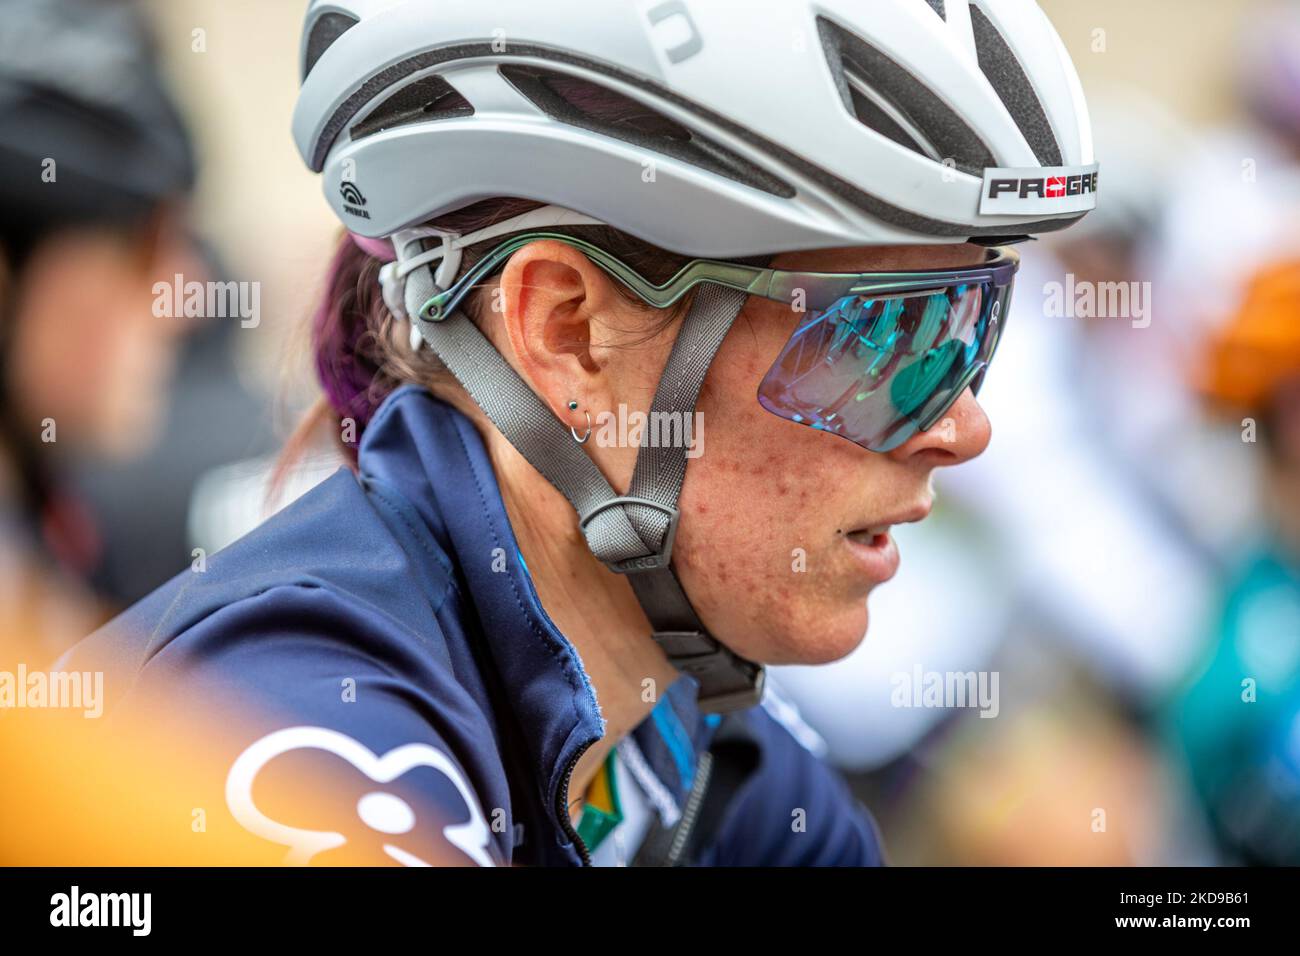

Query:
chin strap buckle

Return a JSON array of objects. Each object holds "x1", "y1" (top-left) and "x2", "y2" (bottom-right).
[
  {"x1": 579, "y1": 495, "x2": 680, "y2": 572},
  {"x1": 654, "y1": 631, "x2": 767, "y2": 713},
  {"x1": 579, "y1": 495, "x2": 765, "y2": 714}
]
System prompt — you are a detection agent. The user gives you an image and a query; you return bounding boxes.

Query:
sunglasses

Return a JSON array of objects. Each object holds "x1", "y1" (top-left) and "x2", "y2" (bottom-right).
[{"x1": 419, "y1": 234, "x2": 1018, "y2": 453}]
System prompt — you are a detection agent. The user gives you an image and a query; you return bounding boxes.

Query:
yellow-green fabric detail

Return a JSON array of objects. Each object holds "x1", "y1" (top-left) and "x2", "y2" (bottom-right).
[{"x1": 576, "y1": 750, "x2": 623, "y2": 854}]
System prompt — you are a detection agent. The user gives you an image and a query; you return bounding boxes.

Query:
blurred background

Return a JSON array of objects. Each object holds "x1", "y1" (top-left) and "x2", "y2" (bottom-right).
[{"x1": 2, "y1": 0, "x2": 1299, "y2": 865}]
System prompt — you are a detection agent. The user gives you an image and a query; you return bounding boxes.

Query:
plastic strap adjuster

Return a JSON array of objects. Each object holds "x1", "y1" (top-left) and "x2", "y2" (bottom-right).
[
  {"x1": 653, "y1": 630, "x2": 766, "y2": 714},
  {"x1": 578, "y1": 496, "x2": 680, "y2": 573}
]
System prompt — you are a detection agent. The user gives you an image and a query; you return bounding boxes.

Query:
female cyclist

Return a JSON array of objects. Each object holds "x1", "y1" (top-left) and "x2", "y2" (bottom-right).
[{"x1": 68, "y1": 0, "x2": 1097, "y2": 866}]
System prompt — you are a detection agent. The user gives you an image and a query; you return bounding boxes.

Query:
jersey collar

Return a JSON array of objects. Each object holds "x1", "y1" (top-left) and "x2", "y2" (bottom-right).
[{"x1": 357, "y1": 386, "x2": 719, "y2": 844}]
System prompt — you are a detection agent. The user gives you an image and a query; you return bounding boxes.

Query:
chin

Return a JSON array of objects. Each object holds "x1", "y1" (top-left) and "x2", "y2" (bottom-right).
[
  {"x1": 801, "y1": 623, "x2": 868, "y2": 665},
  {"x1": 743, "y1": 600, "x2": 869, "y2": 667}
]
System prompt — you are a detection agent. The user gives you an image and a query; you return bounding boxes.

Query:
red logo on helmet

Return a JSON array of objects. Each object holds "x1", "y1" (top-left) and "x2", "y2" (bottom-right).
[{"x1": 1045, "y1": 177, "x2": 1066, "y2": 198}]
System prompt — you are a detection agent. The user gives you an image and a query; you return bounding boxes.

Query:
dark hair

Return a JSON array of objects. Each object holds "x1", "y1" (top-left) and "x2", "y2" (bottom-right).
[{"x1": 295, "y1": 197, "x2": 698, "y2": 467}]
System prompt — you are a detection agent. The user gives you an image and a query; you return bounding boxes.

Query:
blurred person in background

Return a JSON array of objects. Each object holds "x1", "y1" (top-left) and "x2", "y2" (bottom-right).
[
  {"x1": 1137, "y1": 5, "x2": 1300, "y2": 865},
  {"x1": 0, "y1": 0, "x2": 202, "y2": 667},
  {"x1": 1126, "y1": 2, "x2": 1300, "y2": 562},
  {"x1": 1167, "y1": 260, "x2": 1300, "y2": 865}
]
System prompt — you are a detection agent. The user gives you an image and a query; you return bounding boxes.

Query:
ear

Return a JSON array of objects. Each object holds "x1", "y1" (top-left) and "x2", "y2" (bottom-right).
[{"x1": 494, "y1": 239, "x2": 639, "y2": 428}]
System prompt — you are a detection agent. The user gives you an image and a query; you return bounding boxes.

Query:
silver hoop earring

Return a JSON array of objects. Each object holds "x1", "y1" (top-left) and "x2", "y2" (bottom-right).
[{"x1": 568, "y1": 400, "x2": 591, "y2": 444}]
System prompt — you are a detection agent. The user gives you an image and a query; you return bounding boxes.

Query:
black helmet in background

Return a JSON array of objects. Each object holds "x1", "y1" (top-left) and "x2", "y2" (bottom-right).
[
  {"x1": 0, "y1": 0, "x2": 200, "y2": 640},
  {"x1": 0, "y1": 0, "x2": 195, "y2": 262}
]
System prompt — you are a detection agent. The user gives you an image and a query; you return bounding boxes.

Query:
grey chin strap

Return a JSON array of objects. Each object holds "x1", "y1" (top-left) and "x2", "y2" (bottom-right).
[{"x1": 403, "y1": 252, "x2": 764, "y2": 714}]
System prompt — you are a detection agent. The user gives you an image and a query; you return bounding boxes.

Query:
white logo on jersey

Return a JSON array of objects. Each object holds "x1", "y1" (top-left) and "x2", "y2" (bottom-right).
[{"x1": 225, "y1": 726, "x2": 495, "y2": 866}]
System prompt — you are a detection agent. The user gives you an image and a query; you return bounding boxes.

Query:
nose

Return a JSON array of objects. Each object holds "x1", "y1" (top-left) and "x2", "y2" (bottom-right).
[{"x1": 883, "y1": 388, "x2": 991, "y2": 466}]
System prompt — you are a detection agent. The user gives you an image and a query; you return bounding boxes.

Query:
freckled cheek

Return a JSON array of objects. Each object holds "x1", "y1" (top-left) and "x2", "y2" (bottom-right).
[
  {"x1": 680, "y1": 463, "x2": 815, "y2": 580},
  {"x1": 682, "y1": 347, "x2": 840, "y2": 582}
]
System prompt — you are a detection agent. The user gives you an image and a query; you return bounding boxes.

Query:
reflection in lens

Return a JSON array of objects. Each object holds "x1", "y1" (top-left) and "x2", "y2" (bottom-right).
[{"x1": 757, "y1": 283, "x2": 992, "y2": 452}]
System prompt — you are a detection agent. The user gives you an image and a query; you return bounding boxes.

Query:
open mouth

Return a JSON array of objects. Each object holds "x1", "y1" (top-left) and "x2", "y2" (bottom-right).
[
  {"x1": 845, "y1": 527, "x2": 892, "y2": 549},
  {"x1": 841, "y1": 526, "x2": 900, "y2": 584},
  {"x1": 840, "y1": 503, "x2": 930, "y2": 585}
]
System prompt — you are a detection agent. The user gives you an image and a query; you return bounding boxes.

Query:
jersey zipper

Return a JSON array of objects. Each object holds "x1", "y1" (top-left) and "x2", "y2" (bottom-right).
[
  {"x1": 557, "y1": 741, "x2": 593, "y2": 866},
  {"x1": 664, "y1": 749, "x2": 714, "y2": 866}
]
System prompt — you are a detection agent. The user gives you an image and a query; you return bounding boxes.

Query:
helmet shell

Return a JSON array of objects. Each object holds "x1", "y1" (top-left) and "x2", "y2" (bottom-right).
[{"x1": 294, "y1": 0, "x2": 1096, "y2": 255}]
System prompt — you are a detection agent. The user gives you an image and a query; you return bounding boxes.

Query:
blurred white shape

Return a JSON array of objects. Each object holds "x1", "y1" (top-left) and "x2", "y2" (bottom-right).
[
  {"x1": 939, "y1": 251, "x2": 1215, "y2": 695},
  {"x1": 1053, "y1": 83, "x2": 1196, "y2": 245},
  {"x1": 187, "y1": 451, "x2": 342, "y2": 555}
]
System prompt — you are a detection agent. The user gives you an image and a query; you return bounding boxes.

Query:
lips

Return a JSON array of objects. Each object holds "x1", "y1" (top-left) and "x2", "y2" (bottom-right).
[
  {"x1": 842, "y1": 528, "x2": 900, "y2": 584},
  {"x1": 845, "y1": 528, "x2": 890, "y2": 545},
  {"x1": 845, "y1": 500, "x2": 933, "y2": 539},
  {"x1": 841, "y1": 500, "x2": 931, "y2": 585}
]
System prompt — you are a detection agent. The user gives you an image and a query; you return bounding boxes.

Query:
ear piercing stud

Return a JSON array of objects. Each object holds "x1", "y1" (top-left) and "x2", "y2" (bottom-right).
[{"x1": 568, "y1": 400, "x2": 591, "y2": 444}]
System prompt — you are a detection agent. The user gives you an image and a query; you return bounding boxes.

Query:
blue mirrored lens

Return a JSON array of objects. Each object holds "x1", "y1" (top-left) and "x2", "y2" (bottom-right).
[{"x1": 757, "y1": 281, "x2": 1005, "y2": 452}]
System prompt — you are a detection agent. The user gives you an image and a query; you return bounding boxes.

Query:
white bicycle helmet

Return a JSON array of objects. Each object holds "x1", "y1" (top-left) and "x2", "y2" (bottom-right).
[
  {"x1": 293, "y1": 0, "x2": 1097, "y2": 713},
  {"x1": 295, "y1": 0, "x2": 1094, "y2": 252}
]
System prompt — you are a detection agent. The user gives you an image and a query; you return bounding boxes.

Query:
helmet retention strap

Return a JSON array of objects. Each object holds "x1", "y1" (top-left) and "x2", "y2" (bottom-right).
[{"x1": 391, "y1": 232, "x2": 763, "y2": 713}]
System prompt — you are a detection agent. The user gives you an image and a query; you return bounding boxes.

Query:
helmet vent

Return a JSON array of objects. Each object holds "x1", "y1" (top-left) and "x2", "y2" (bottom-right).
[
  {"x1": 818, "y1": 17, "x2": 994, "y2": 176},
  {"x1": 303, "y1": 11, "x2": 359, "y2": 81},
  {"x1": 968, "y1": 6, "x2": 1063, "y2": 166},
  {"x1": 498, "y1": 65, "x2": 794, "y2": 198},
  {"x1": 924, "y1": 0, "x2": 946, "y2": 18},
  {"x1": 842, "y1": 64, "x2": 943, "y2": 163},
  {"x1": 350, "y1": 74, "x2": 474, "y2": 143}
]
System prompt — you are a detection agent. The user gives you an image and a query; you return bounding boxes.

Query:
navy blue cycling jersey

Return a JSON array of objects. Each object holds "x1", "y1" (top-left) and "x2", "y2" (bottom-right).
[{"x1": 64, "y1": 385, "x2": 883, "y2": 866}]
